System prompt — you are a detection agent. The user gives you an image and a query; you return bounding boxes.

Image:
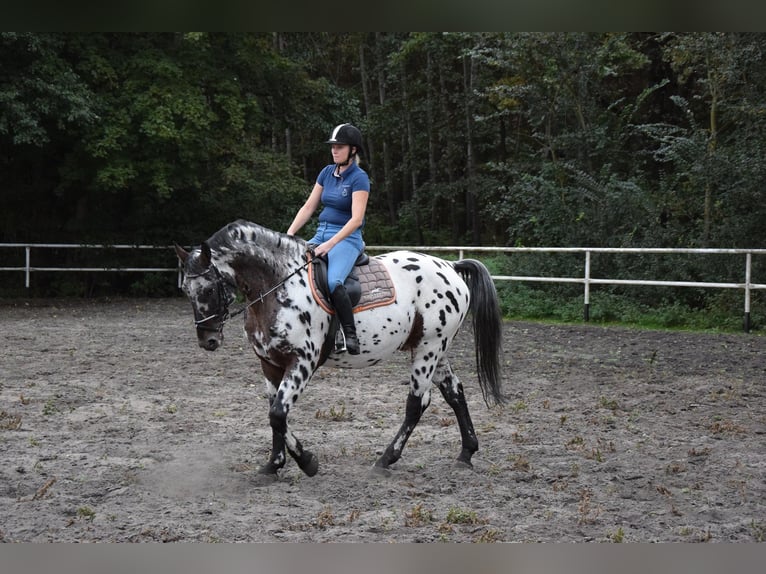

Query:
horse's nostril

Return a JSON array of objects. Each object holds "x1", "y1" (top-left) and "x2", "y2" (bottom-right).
[{"x1": 198, "y1": 338, "x2": 219, "y2": 351}]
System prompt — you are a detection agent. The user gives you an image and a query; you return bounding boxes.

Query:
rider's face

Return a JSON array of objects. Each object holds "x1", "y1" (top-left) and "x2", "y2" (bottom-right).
[{"x1": 331, "y1": 144, "x2": 351, "y2": 163}]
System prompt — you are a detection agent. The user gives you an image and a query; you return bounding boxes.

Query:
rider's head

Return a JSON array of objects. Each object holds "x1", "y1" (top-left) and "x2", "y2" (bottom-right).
[{"x1": 326, "y1": 123, "x2": 363, "y2": 167}]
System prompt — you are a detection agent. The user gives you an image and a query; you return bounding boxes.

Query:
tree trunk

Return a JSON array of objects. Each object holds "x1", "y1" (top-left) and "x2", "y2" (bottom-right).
[
  {"x1": 375, "y1": 33, "x2": 396, "y2": 227},
  {"x1": 358, "y1": 40, "x2": 373, "y2": 176},
  {"x1": 704, "y1": 53, "x2": 719, "y2": 246},
  {"x1": 463, "y1": 54, "x2": 480, "y2": 244},
  {"x1": 439, "y1": 63, "x2": 460, "y2": 241},
  {"x1": 426, "y1": 50, "x2": 438, "y2": 230},
  {"x1": 401, "y1": 58, "x2": 423, "y2": 243}
]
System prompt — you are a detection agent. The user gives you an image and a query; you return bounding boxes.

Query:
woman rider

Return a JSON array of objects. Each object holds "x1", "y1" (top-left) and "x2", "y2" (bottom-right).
[{"x1": 287, "y1": 123, "x2": 370, "y2": 355}]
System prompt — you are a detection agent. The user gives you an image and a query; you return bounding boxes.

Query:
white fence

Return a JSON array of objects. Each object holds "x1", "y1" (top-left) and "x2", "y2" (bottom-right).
[
  {"x1": 371, "y1": 246, "x2": 766, "y2": 332},
  {"x1": 2, "y1": 243, "x2": 765, "y2": 332},
  {"x1": 0, "y1": 243, "x2": 177, "y2": 288}
]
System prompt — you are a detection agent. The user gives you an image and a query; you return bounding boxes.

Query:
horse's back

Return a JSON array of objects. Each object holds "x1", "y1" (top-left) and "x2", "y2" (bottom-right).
[
  {"x1": 375, "y1": 250, "x2": 470, "y2": 329},
  {"x1": 321, "y1": 251, "x2": 470, "y2": 367}
]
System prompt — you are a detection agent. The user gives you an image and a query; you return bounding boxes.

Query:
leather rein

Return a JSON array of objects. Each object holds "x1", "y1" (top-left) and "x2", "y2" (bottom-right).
[{"x1": 185, "y1": 257, "x2": 311, "y2": 331}]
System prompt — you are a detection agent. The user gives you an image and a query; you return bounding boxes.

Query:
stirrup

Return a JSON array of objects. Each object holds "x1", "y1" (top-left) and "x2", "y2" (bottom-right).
[{"x1": 334, "y1": 329, "x2": 348, "y2": 353}]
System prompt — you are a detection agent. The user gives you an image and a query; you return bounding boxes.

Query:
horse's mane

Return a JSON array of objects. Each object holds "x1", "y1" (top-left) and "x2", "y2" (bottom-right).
[
  {"x1": 205, "y1": 219, "x2": 306, "y2": 265},
  {"x1": 207, "y1": 219, "x2": 305, "y2": 252}
]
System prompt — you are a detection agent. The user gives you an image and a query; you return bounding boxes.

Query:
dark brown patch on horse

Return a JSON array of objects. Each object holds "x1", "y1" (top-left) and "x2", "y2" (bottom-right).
[{"x1": 399, "y1": 312, "x2": 424, "y2": 351}]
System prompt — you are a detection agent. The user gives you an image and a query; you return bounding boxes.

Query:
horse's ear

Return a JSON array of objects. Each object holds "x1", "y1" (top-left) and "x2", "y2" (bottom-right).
[
  {"x1": 201, "y1": 241, "x2": 212, "y2": 267},
  {"x1": 174, "y1": 243, "x2": 189, "y2": 262}
]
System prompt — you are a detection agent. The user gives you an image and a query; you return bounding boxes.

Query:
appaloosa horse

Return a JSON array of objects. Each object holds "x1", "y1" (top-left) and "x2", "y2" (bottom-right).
[{"x1": 175, "y1": 219, "x2": 505, "y2": 478}]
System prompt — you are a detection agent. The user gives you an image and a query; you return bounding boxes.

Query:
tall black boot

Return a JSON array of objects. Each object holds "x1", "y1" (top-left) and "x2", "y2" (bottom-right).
[{"x1": 330, "y1": 285, "x2": 360, "y2": 355}]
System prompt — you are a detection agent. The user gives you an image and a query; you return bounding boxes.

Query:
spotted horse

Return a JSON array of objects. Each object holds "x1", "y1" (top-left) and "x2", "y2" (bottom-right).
[{"x1": 174, "y1": 219, "x2": 505, "y2": 479}]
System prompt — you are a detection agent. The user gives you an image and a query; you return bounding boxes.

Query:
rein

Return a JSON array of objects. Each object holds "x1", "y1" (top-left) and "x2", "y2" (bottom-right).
[
  {"x1": 228, "y1": 258, "x2": 310, "y2": 320},
  {"x1": 186, "y1": 255, "x2": 311, "y2": 329}
]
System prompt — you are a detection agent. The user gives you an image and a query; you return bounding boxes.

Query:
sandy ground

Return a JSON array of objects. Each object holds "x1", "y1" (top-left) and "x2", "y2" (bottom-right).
[{"x1": 1, "y1": 298, "x2": 764, "y2": 542}]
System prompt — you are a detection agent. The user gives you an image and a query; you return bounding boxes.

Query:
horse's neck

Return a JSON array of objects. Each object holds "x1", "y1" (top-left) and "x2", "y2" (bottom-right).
[{"x1": 213, "y1": 224, "x2": 304, "y2": 286}]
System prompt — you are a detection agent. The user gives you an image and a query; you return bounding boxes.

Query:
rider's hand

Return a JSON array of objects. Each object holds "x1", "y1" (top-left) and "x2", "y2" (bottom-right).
[{"x1": 313, "y1": 241, "x2": 334, "y2": 257}]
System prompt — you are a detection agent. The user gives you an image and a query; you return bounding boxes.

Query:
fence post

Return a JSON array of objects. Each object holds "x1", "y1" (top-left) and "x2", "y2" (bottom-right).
[
  {"x1": 583, "y1": 250, "x2": 591, "y2": 321},
  {"x1": 25, "y1": 246, "x2": 31, "y2": 288},
  {"x1": 744, "y1": 253, "x2": 752, "y2": 333}
]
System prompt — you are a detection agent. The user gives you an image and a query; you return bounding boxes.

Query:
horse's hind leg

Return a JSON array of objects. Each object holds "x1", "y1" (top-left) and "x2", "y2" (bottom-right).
[
  {"x1": 374, "y1": 385, "x2": 432, "y2": 472},
  {"x1": 434, "y1": 359, "x2": 478, "y2": 468}
]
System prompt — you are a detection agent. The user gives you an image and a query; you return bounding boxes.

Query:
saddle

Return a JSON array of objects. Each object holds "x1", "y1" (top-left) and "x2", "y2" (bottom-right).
[
  {"x1": 306, "y1": 248, "x2": 396, "y2": 364},
  {"x1": 307, "y1": 249, "x2": 396, "y2": 314}
]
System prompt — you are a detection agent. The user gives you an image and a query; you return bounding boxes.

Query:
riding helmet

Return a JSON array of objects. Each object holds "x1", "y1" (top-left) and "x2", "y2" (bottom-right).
[{"x1": 326, "y1": 123, "x2": 363, "y2": 155}]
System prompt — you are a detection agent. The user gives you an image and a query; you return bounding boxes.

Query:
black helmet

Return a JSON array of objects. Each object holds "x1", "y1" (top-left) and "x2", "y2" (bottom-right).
[{"x1": 326, "y1": 123, "x2": 363, "y2": 154}]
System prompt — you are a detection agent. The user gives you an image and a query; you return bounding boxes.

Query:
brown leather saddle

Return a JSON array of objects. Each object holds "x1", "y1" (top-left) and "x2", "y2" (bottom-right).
[{"x1": 307, "y1": 249, "x2": 396, "y2": 314}]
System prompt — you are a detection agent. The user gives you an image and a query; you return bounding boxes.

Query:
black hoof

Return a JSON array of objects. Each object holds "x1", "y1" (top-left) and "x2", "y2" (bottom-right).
[
  {"x1": 258, "y1": 461, "x2": 280, "y2": 475},
  {"x1": 298, "y1": 452, "x2": 319, "y2": 477},
  {"x1": 454, "y1": 458, "x2": 474, "y2": 470}
]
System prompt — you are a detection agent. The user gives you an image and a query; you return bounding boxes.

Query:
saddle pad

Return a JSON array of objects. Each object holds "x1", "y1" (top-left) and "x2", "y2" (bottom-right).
[{"x1": 309, "y1": 256, "x2": 397, "y2": 315}]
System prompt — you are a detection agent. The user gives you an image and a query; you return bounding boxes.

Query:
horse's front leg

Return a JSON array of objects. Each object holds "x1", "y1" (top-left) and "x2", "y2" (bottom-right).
[
  {"x1": 268, "y1": 394, "x2": 319, "y2": 477},
  {"x1": 258, "y1": 359, "x2": 318, "y2": 477},
  {"x1": 258, "y1": 388, "x2": 287, "y2": 476},
  {"x1": 257, "y1": 361, "x2": 287, "y2": 476}
]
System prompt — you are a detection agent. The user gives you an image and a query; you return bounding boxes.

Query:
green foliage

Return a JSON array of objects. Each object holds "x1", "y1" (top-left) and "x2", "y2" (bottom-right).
[
  {"x1": 0, "y1": 33, "x2": 97, "y2": 146},
  {"x1": 129, "y1": 273, "x2": 176, "y2": 298},
  {"x1": 2, "y1": 33, "x2": 766, "y2": 307},
  {"x1": 497, "y1": 282, "x2": 758, "y2": 332},
  {"x1": 498, "y1": 283, "x2": 584, "y2": 323}
]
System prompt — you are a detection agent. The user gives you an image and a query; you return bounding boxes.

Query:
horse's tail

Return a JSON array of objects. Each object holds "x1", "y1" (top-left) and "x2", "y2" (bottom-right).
[{"x1": 453, "y1": 259, "x2": 506, "y2": 407}]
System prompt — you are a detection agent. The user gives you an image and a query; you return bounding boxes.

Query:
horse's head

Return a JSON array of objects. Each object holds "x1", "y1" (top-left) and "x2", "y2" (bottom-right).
[{"x1": 174, "y1": 242, "x2": 236, "y2": 351}]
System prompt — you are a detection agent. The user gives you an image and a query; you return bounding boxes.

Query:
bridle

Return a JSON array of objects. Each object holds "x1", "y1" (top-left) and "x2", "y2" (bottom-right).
[
  {"x1": 184, "y1": 257, "x2": 311, "y2": 332},
  {"x1": 183, "y1": 263, "x2": 234, "y2": 332}
]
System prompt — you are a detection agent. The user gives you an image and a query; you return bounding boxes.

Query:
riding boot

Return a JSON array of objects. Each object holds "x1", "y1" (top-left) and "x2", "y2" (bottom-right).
[{"x1": 330, "y1": 284, "x2": 360, "y2": 355}]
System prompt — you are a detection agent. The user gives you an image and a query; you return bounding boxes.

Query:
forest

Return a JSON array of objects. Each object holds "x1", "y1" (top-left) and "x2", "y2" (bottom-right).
[{"x1": 1, "y1": 32, "x2": 765, "y2": 326}]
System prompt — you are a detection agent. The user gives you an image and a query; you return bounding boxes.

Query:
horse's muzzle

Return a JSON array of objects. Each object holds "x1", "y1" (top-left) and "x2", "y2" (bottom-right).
[{"x1": 197, "y1": 331, "x2": 223, "y2": 351}]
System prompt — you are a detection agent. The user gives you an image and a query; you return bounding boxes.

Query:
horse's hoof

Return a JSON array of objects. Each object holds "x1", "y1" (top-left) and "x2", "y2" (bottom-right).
[
  {"x1": 299, "y1": 453, "x2": 319, "y2": 477},
  {"x1": 453, "y1": 459, "x2": 474, "y2": 471},
  {"x1": 257, "y1": 462, "x2": 280, "y2": 476},
  {"x1": 369, "y1": 465, "x2": 392, "y2": 478}
]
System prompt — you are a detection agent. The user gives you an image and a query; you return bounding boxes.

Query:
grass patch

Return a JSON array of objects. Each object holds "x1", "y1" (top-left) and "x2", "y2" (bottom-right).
[
  {"x1": 404, "y1": 503, "x2": 433, "y2": 527},
  {"x1": 0, "y1": 411, "x2": 22, "y2": 430},
  {"x1": 445, "y1": 506, "x2": 484, "y2": 525},
  {"x1": 315, "y1": 402, "x2": 353, "y2": 422},
  {"x1": 77, "y1": 506, "x2": 96, "y2": 521},
  {"x1": 497, "y1": 283, "x2": 761, "y2": 333}
]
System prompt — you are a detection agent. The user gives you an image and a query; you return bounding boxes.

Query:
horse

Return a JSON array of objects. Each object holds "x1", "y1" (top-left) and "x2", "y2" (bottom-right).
[{"x1": 174, "y1": 219, "x2": 505, "y2": 478}]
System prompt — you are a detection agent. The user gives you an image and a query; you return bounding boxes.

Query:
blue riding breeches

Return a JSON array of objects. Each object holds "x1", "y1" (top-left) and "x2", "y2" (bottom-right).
[{"x1": 308, "y1": 222, "x2": 364, "y2": 292}]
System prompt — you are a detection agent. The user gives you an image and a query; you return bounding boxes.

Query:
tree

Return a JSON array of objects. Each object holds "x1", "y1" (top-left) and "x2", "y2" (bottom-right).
[
  {"x1": 650, "y1": 32, "x2": 766, "y2": 248},
  {"x1": 0, "y1": 32, "x2": 97, "y2": 240}
]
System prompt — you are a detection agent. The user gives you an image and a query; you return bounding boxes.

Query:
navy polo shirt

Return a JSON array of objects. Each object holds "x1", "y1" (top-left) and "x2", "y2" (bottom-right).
[{"x1": 316, "y1": 163, "x2": 370, "y2": 227}]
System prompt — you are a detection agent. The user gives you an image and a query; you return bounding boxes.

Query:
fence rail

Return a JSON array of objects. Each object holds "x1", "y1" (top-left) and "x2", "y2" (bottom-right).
[
  {"x1": 2, "y1": 243, "x2": 765, "y2": 331},
  {"x1": 0, "y1": 243, "x2": 178, "y2": 289}
]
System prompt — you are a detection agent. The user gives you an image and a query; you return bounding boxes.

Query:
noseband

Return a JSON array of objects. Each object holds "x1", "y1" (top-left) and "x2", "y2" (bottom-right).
[{"x1": 184, "y1": 263, "x2": 233, "y2": 333}]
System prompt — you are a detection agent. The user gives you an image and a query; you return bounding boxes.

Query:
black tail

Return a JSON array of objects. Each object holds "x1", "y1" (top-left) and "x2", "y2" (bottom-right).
[{"x1": 454, "y1": 259, "x2": 506, "y2": 407}]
